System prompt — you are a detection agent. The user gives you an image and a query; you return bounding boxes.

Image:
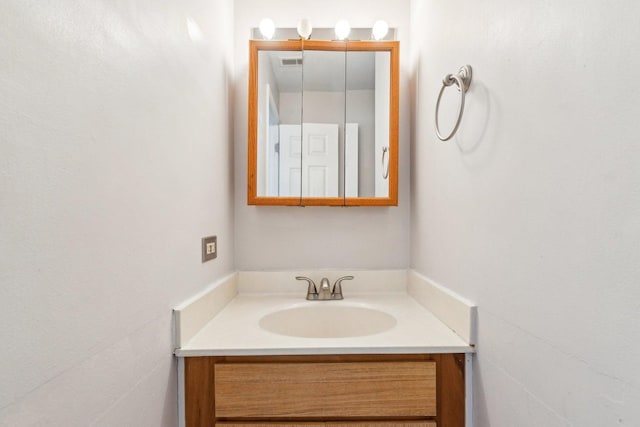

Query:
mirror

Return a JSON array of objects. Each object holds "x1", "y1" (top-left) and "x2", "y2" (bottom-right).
[{"x1": 248, "y1": 40, "x2": 399, "y2": 206}]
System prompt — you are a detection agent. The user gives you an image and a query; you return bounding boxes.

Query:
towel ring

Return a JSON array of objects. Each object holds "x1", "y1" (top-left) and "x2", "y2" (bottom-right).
[
  {"x1": 435, "y1": 65, "x2": 472, "y2": 141},
  {"x1": 381, "y1": 146, "x2": 389, "y2": 179}
]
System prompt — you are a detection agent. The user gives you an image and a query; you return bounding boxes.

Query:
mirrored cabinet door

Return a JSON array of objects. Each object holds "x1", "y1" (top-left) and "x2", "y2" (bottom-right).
[
  {"x1": 343, "y1": 41, "x2": 398, "y2": 206},
  {"x1": 301, "y1": 48, "x2": 346, "y2": 202},
  {"x1": 345, "y1": 49, "x2": 392, "y2": 199},
  {"x1": 254, "y1": 46, "x2": 303, "y2": 202}
]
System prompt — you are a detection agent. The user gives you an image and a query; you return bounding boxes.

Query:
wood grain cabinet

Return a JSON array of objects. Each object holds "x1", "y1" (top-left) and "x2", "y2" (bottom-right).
[
  {"x1": 216, "y1": 423, "x2": 436, "y2": 427},
  {"x1": 184, "y1": 354, "x2": 465, "y2": 427}
]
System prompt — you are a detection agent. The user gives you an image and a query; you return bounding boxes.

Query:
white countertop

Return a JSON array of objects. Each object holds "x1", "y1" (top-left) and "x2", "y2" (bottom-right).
[{"x1": 174, "y1": 292, "x2": 473, "y2": 357}]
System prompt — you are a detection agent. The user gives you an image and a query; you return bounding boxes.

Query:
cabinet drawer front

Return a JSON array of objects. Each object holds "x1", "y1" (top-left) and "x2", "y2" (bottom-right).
[
  {"x1": 329, "y1": 423, "x2": 436, "y2": 427},
  {"x1": 215, "y1": 424, "x2": 435, "y2": 427},
  {"x1": 216, "y1": 424, "x2": 322, "y2": 426},
  {"x1": 214, "y1": 361, "x2": 436, "y2": 418}
]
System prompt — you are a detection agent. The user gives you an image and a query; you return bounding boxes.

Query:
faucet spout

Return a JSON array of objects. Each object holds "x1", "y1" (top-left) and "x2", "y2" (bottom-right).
[{"x1": 318, "y1": 277, "x2": 332, "y2": 299}]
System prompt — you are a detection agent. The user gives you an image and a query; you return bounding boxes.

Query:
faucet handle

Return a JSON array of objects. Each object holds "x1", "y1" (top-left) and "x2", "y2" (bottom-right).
[
  {"x1": 296, "y1": 276, "x2": 318, "y2": 300},
  {"x1": 332, "y1": 275, "x2": 354, "y2": 300}
]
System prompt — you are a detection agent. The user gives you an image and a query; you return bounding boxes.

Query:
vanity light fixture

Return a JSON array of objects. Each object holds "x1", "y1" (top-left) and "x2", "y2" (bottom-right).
[
  {"x1": 297, "y1": 18, "x2": 313, "y2": 40},
  {"x1": 334, "y1": 20, "x2": 351, "y2": 40},
  {"x1": 372, "y1": 20, "x2": 389, "y2": 40},
  {"x1": 259, "y1": 18, "x2": 275, "y2": 40}
]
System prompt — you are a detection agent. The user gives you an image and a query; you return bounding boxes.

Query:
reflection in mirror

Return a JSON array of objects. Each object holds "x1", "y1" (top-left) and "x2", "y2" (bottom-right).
[
  {"x1": 345, "y1": 47, "x2": 394, "y2": 202},
  {"x1": 257, "y1": 50, "x2": 302, "y2": 198},
  {"x1": 301, "y1": 49, "x2": 346, "y2": 198},
  {"x1": 248, "y1": 40, "x2": 399, "y2": 206},
  {"x1": 257, "y1": 49, "x2": 350, "y2": 199},
  {"x1": 345, "y1": 51, "x2": 391, "y2": 198}
]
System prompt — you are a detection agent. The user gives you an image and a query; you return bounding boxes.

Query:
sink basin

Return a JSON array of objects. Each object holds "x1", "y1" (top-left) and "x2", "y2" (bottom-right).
[{"x1": 259, "y1": 305, "x2": 397, "y2": 338}]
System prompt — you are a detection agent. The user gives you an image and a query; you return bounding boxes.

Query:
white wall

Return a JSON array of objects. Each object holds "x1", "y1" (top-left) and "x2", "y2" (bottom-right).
[
  {"x1": 8, "y1": 0, "x2": 637, "y2": 425},
  {"x1": 410, "y1": 0, "x2": 640, "y2": 426},
  {"x1": 234, "y1": 0, "x2": 411, "y2": 270},
  {"x1": 0, "y1": 0, "x2": 234, "y2": 425},
  {"x1": 346, "y1": 90, "x2": 376, "y2": 197}
]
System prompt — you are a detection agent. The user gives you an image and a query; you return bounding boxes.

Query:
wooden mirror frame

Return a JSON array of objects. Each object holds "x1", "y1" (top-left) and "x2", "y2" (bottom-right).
[{"x1": 247, "y1": 39, "x2": 399, "y2": 206}]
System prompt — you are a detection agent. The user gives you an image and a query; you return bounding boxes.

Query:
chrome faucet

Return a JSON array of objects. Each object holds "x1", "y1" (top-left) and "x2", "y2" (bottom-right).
[{"x1": 296, "y1": 276, "x2": 354, "y2": 300}]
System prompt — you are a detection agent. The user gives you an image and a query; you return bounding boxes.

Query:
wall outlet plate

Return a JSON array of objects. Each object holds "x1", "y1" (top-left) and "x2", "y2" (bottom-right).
[{"x1": 202, "y1": 236, "x2": 217, "y2": 262}]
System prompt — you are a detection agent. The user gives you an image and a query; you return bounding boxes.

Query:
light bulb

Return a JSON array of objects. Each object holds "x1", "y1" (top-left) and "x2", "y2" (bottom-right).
[
  {"x1": 372, "y1": 20, "x2": 389, "y2": 40},
  {"x1": 259, "y1": 18, "x2": 275, "y2": 40},
  {"x1": 334, "y1": 20, "x2": 351, "y2": 40},
  {"x1": 297, "y1": 18, "x2": 312, "y2": 40}
]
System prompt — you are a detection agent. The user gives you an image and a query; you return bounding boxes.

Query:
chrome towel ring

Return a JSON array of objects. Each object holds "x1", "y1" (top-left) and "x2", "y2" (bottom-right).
[{"x1": 435, "y1": 65, "x2": 473, "y2": 141}]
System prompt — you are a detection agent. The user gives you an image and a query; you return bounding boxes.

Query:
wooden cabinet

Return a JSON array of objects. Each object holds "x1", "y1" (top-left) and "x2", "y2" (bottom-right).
[
  {"x1": 329, "y1": 423, "x2": 437, "y2": 427},
  {"x1": 215, "y1": 361, "x2": 435, "y2": 418},
  {"x1": 216, "y1": 424, "x2": 322, "y2": 427},
  {"x1": 184, "y1": 354, "x2": 465, "y2": 427},
  {"x1": 216, "y1": 423, "x2": 436, "y2": 427}
]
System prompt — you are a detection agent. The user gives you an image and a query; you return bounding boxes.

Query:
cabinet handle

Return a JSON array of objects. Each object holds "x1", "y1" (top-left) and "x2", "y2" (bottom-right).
[{"x1": 382, "y1": 146, "x2": 390, "y2": 179}]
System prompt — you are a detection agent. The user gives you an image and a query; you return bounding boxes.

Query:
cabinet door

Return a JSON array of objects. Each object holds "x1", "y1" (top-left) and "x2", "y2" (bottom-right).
[
  {"x1": 217, "y1": 424, "x2": 435, "y2": 427},
  {"x1": 328, "y1": 423, "x2": 436, "y2": 427},
  {"x1": 216, "y1": 424, "x2": 322, "y2": 427},
  {"x1": 215, "y1": 361, "x2": 436, "y2": 418}
]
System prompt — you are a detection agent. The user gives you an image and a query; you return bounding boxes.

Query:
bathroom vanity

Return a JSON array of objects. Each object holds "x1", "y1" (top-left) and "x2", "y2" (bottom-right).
[
  {"x1": 185, "y1": 353, "x2": 463, "y2": 427},
  {"x1": 174, "y1": 271, "x2": 476, "y2": 427}
]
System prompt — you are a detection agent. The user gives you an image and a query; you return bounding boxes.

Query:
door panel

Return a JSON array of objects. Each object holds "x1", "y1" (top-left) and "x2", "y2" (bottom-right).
[
  {"x1": 278, "y1": 124, "x2": 302, "y2": 197},
  {"x1": 301, "y1": 123, "x2": 339, "y2": 197}
]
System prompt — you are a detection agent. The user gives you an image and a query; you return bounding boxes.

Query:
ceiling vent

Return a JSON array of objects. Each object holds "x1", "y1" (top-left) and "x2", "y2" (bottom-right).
[{"x1": 280, "y1": 57, "x2": 303, "y2": 67}]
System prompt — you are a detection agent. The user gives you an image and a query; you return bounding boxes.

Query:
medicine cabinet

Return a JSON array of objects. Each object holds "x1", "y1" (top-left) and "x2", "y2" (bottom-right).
[{"x1": 247, "y1": 39, "x2": 399, "y2": 206}]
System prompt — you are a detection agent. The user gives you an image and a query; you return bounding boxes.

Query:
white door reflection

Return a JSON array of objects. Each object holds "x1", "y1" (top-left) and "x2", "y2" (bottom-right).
[{"x1": 278, "y1": 123, "x2": 350, "y2": 198}]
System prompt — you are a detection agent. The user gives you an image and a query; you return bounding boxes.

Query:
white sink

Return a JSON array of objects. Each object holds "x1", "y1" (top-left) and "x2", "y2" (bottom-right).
[{"x1": 259, "y1": 305, "x2": 397, "y2": 338}]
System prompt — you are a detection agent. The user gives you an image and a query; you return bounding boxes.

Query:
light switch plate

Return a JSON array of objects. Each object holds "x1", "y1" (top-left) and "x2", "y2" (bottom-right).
[{"x1": 202, "y1": 236, "x2": 217, "y2": 262}]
